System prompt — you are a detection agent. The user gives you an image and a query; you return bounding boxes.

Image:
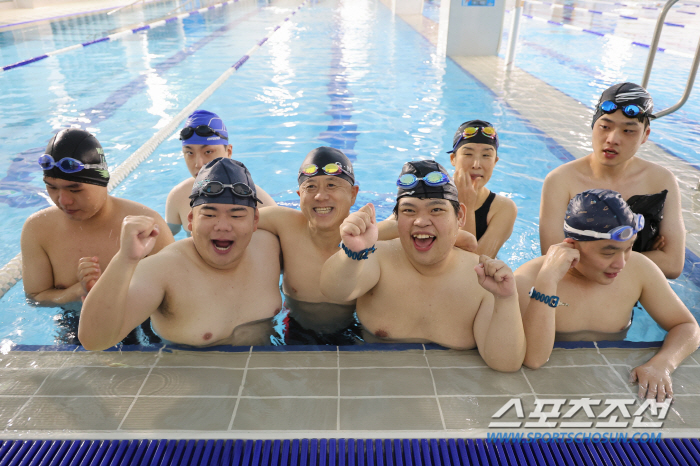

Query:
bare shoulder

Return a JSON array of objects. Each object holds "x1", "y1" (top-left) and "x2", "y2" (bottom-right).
[
  {"x1": 635, "y1": 159, "x2": 678, "y2": 189},
  {"x1": 116, "y1": 197, "x2": 166, "y2": 220},
  {"x1": 514, "y1": 255, "x2": 545, "y2": 280},
  {"x1": 491, "y1": 193, "x2": 517, "y2": 215},
  {"x1": 251, "y1": 229, "x2": 281, "y2": 250},
  {"x1": 628, "y1": 251, "x2": 663, "y2": 281},
  {"x1": 167, "y1": 178, "x2": 194, "y2": 203},
  {"x1": 22, "y1": 206, "x2": 62, "y2": 239}
]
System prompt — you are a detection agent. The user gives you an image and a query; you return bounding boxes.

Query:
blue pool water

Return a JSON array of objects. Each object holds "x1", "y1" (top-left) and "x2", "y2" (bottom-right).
[{"x1": 0, "y1": 0, "x2": 698, "y2": 345}]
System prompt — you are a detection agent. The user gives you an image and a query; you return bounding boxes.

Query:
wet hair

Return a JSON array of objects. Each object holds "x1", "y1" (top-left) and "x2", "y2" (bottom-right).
[{"x1": 393, "y1": 199, "x2": 461, "y2": 218}]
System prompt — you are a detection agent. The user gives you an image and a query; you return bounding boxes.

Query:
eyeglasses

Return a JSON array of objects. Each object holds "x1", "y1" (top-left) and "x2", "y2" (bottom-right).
[
  {"x1": 190, "y1": 180, "x2": 258, "y2": 201},
  {"x1": 451, "y1": 126, "x2": 498, "y2": 152},
  {"x1": 179, "y1": 125, "x2": 228, "y2": 141},
  {"x1": 599, "y1": 100, "x2": 646, "y2": 118},
  {"x1": 564, "y1": 214, "x2": 645, "y2": 242},
  {"x1": 396, "y1": 171, "x2": 451, "y2": 189},
  {"x1": 299, "y1": 163, "x2": 344, "y2": 176},
  {"x1": 38, "y1": 154, "x2": 107, "y2": 174}
]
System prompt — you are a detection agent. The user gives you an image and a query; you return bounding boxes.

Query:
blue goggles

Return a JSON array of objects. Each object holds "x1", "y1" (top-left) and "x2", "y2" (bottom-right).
[
  {"x1": 396, "y1": 171, "x2": 451, "y2": 189},
  {"x1": 564, "y1": 214, "x2": 645, "y2": 242},
  {"x1": 39, "y1": 154, "x2": 107, "y2": 174},
  {"x1": 599, "y1": 100, "x2": 646, "y2": 118}
]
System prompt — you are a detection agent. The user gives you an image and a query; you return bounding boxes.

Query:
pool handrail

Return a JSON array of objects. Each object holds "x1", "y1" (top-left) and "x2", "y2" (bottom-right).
[{"x1": 642, "y1": 0, "x2": 700, "y2": 119}]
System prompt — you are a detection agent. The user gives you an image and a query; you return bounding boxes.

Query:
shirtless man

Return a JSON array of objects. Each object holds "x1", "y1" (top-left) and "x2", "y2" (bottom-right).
[
  {"x1": 256, "y1": 147, "x2": 360, "y2": 344},
  {"x1": 449, "y1": 120, "x2": 517, "y2": 258},
  {"x1": 78, "y1": 157, "x2": 281, "y2": 350},
  {"x1": 517, "y1": 189, "x2": 700, "y2": 400},
  {"x1": 320, "y1": 160, "x2": 525, "y2": 372},
  {"x1": 21, "y1": 128, "x2": 174, "y2": 343},
  {"x1": 539, "y1": 83, "x2": 684, "y2": 278},
  {"x1": 165, "y1": 109, "x2": 275, "y2": 237}
]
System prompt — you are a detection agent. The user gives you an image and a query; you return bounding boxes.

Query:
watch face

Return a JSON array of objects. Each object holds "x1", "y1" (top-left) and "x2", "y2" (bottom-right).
[{"x1": 550, "y1": 296, "x2": 560, "y2": 308}]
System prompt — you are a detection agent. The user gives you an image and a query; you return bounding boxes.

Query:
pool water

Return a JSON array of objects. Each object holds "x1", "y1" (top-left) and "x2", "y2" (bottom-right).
[{"x1": 0, "y1": 0, "x2": 698, "y2": 345}]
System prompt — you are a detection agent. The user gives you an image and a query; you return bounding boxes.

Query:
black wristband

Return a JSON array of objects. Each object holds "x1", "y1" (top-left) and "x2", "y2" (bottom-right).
[{"x1": 339, "y1": 242, "x2": 376, "y2": 261}]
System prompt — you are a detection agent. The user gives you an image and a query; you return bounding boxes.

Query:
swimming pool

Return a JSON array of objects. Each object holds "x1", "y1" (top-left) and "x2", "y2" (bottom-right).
[{"x1": 0, "y1": 0, "x2": 698, "y2": 345}]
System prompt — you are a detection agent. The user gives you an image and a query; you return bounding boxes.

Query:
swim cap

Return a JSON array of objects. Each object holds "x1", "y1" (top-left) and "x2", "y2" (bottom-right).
[
  {"x1": 396, "y1": 160, "x2": 459, "y2": 203},
  {"x1": 591, "y1": 82, "x2": 656, "y2": 128},
  {"x1": 181, "y1": 110, "x2": 229, "y2": 146},
  {"x1": 42, "y1": 128, "x2": 110, "y2": 187},
  {"x1": 448, "y1": 120, "x2": 499, "y2": 153},
  {"x1": 297, "y1": 146, "x2": 355, "y2": 186},
  {"x1": 564, "y1": 189, "x2": 642, "y2": 241},
  {"x1": 190, "y1": 157, "x2": 261, "y2": 208}
]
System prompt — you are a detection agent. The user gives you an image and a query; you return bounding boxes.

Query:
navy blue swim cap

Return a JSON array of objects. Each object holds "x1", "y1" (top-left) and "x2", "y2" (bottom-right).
[
  {"x1": 190, "y1": 157, "x2": 261, "y2": 208},
  {"x1": 298, "y1": 146, "x2": 355, "y2": 186},
  {"x1": 449, "y1": 119, "x2": 499, "y2": 153},
  {"x1": 591, "y1": 82, "x2": 655, "y2": 128},
  {"x1": 181, "y1": 110, "x2": 229, "y2": 146},
  {"x1": 43, "y1": 128, "x2": 110, "y2": 187},
  {"x1": 564, "y1": 189, "x2": 642, "y2": 242},
  {"x1": 396, "y1": 160, "x2": 459, "y2": 203}
]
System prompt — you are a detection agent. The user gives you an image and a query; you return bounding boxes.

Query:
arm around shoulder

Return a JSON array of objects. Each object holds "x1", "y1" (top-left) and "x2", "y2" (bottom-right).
[
  {"x1": 476, "y1": 196, "x2": 517, "y2": 258},
  {"x1": 539, "y1": 169, "x2": 570, "y2": 254}
]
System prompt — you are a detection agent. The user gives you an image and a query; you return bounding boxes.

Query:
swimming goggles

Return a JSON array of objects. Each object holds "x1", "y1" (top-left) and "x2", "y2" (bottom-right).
[
  {"x1": 180, "y1": 125, "x2": 228, "y2": 141},
  {"x1": 299, "y1": 163, "x2": 344, "y2": 176},
  {"x1": 563, "y1": 214, "x2": 645, "y2": 242},
  {"x1": 599, "y1": 100, "x2": 646, "y2": 118},
  {"x1": 38, "y1": 154, "x2": 107, "y2": 174},
  {"x1": 451, "y1": 126, "x2": 498, "y2": 151},
  {"x1": 190, "y1": 180, "x2": 260, "y2": 202},
  {"x1": 397, "y1": 171, "x2": 451, "y2": 189}
]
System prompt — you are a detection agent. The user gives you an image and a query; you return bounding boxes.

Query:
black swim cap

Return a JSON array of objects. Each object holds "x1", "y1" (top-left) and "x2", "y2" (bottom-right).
[
  {"x1": 190, "y1": 157, "x2": 261, "y2": 209},
  {"x1": 449, "y1": 119, "x2": 499, "y2": 153},
  {"x1": 43, "y1": 128, "x2": 110, "y2": 187},
  {"x1": 564, "y1": 189, "x2": 638, "y2": 241},
  {"x1": 396, "y1": 160, "x2": 459, "y2": 203},
  {"x1": 591, "y1": 82, "x2": 655, "y2": 128},
  {"x1": 297, "y1": 147, "x2": 355, "y2": 186}
]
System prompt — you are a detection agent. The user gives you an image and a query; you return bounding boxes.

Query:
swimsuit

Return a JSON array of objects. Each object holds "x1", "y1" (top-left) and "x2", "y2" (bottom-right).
[
  {"x1": 58, "y1": 307, "x2": 160, "y2": 346},
  {"x1": 626, "y1": 189, "x2": 667, "y2": 252},
  {"x1": 277, "y1": 295, "x2": 360, "y2": 346},
  {"x1": 475, "y1": 190, "x2": 496, "y2": 240}
]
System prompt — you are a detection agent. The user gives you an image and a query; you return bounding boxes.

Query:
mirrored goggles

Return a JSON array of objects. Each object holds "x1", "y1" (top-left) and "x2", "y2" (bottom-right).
[
  {"x1": 396, "y1": 171, "x2": 451, "y2": 189},
  {"x1": 39, "y1": 154, "x2": 107, "y2": 174},
  {"x1": 299, "y1": 163, "x2": 344, "y2": 176},
  {"x1": 599, "y1": 100, "x2": 645, "y2": 118},
  {"x1": 451, "y1": 126, "x2": 497, "y2": 151},
  {"x1": 564, "y1": 214, "x2": 645, "y2": 242},
  {"x1": 179, "y1": 125, "x2": 228, "y2": 141},
  {"x1": 191, "y1": 181, "x2": 259, "y2": 200}
]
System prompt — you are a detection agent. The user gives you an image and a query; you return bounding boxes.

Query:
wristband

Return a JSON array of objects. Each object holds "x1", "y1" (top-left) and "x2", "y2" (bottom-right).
[
  {"x1": 528, "y1": 286, "x2": 560, "y2": 308},
  {"x1": 339, "y1": 242, "x2": 376, "y2": 260}
]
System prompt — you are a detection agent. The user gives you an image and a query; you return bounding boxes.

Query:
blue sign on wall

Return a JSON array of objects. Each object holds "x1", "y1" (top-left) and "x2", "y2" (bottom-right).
[{"x1": 462, "y1": 0, "x2": 495, "y2": 5}]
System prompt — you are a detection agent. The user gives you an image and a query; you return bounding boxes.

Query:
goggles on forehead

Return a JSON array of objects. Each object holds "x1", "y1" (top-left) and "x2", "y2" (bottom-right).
[
  {"x1": 599, "y1": 100, "x2": 647, "y2": 119},
  {"x1": 180, "y1": 125, "x2": 228, "y2": 141},
  {"x1": 190, "y1": 180, "x2": 259, "y2": 202},
  {"x1": 299, "y1": 163, "x2": 344, "y2": 177},
  {"x1": 39, "y1": 154, "x2": 107, "y2": 174},
  {"x1": 451, "y1": 126, "x2": 497, "y2": 152},
  {"x1": 397, "y1": 171, "x2": 451, "y2": 189},
  {"x1": 564, "y1": 214, "x2": 645, "y2": 242}
]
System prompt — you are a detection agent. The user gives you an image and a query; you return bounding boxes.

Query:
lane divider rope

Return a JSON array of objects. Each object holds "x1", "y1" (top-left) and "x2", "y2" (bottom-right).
[
  {"x1": 0, "y1": 1, "x2": 306, "y2": 299},
  {"x1": 525, "y1": 0, "x2": 690, "y2": 27}
]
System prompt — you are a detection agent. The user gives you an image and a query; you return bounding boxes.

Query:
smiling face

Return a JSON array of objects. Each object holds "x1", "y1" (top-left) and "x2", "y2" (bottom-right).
[
  {"x1": 183, "y1": 144, "x2": 232, "y2": 177},
  {"x1": 44, "y1": 177, "x2": 108, "y2": 221},
  {"x1": 572, "y1": 237, "x2": 635, "y2": 284},
  {"x1": 396, "y1": 197, "x2": 465, "y2": 267},
  {"x1": 450, "y1": 142, "x2": 498, "y2": 186},
  {"x1": 297, "y1": 175, "x2": 359, "y2": 230},
  {"x1": 592, "y1": 110, "x2": 650, "y2": 167},
  {"x1": 188, "y1": 203, "x2": 258, "y2": 269}
]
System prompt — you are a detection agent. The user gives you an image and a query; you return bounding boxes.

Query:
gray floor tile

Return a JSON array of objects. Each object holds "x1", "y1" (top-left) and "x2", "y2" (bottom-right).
[
  {"x1": 440, "y1": 395, "x2": 536, "y2": 430},
  {"x1": 658, "y1": 396, "x2": 700, "y2": 429},
  {"x1": 63, "y1": 351, "x2": 159, "y2": 368},
  {"x1": 10, "y1": 396, "x2": 133, "y2": 430},
  {"x1": 526, "y1": 366, "x2": 632, "y2": 395},
  {"x1": 157, "y1": 351, "x2": 249, "y2": 368},
  {"x1": 340, "y1": 351, "x2": 426, "y2": 368},
  {"x1": 36, "y1": 367, "x2": 149, "y2": 396},
  {"x1": 232, "y1": 398, "x2": 337, "y2": 430},
  {"x1": 546, "y1": 349, "x2": 606, "y2": 366},
  {"x1": 0, "y1": 369, "x2": 54, "y2": 395},
  {"x1": 432, "y1": 368, "x2": 531, "y2": 396},
  {"x1": 599, "y1": 348, "x2": 661, "y2": 367},
  {"x1": 339, "y1": 368, "x2": 434, "y2": 396},
  {"x1": 0, "y1": 397, "x2": 29, "y2": 428},
  {"x1": 663, "y1": 366, "x2": 700, "y2": 396},
  {"x1": 340, "y1": 398, "x2": 443, "y2": 430},
  {"x1": 120, "y1": 397, "x2": 237, "y2": 430},
  {"x1": 425, "y1": 350, "x2": 487, "y2": 368},
  {"x1": 0, "y1": 352, "x2": 70, "y2": 369},
  {"x1": 247, "y1": 352, "x2": 337, "y2": 368},
  {"x1": 140, "y1": 368, "x2": 243, "y2": 397},
  {"x1": 242, "y1": 369, "x2": 337, "y2": 396}
]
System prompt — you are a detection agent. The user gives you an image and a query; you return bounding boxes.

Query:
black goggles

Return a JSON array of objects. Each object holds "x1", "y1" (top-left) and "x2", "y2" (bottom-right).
[
  {"x1": 190, "y1": 181, "x2": 260, "y2": 203},
  {"x1": 179, "y1": 125, "x2": 228, "y2": 141}
]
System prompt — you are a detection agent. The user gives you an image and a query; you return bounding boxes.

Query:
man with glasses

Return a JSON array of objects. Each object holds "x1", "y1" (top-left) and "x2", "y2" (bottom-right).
[
  {"x1": 21, "y1": 128, "x2": 174, "y2": 344},
  {"x1": 516, "y1": 189, "x2": 699, "y2": 400},
  {"x1": 79, "y1": 157, "x2": 282, "y2": 349},
  {"x1": 320, "y1": 160, "x2": 526, "y2": 371},
  {"x1": 539, "y1": 82, "x2": 684, "y2": 278},
  {"x1": 165, "y1": 109, "x2": 275, "y2": 237}
]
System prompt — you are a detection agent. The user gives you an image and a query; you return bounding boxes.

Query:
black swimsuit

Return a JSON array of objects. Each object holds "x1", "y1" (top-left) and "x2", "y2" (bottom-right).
[
  {"x1": 475, "y1": 191, "x2": 496, "y2": 240},
  {"x1": 626, "y1": 190, "x2": 667, "y2": 252}
]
